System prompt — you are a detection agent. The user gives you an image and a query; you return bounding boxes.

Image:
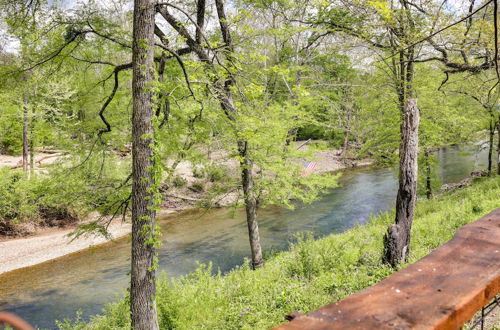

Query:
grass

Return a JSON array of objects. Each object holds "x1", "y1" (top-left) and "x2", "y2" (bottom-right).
[{"x1": 57, "y1": 175, "x2": 500, "y2": 329}]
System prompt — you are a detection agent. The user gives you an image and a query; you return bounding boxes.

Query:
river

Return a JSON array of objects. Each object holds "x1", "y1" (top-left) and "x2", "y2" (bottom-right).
[{"x1": 0, "y1": 144, "x2": 488, "y2": 329}]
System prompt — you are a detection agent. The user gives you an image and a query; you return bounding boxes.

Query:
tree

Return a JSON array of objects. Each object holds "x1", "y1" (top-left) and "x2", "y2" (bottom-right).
[
  {"x1": 130, "y1": 0, "x2": 159, "y2": 328},
  {"x1": 155, "y1": 0, "x2": 337, "y2": 268},
  {"x1": 441, "y1": 71, "x2": 499, "y2": 176},
  {"x1": 415, "y1": 65, "x2": 483, "y2": 198},
  {"x1": 310, "y1": 0, "x2": 425, "y2": 266}
]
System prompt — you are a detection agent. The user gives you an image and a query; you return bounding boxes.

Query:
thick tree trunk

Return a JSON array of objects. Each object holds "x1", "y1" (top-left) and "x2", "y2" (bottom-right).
[
  {"x1": 488, "y1": 118, "x2": 494, "y2": 176},
  {"x1": 425, "y1": 149, "x2": 432, "y2": 199},
  {"x1": 238, "y1": 140, "x2": 264, "y2": 269},
  {"x1": 22, "y1": 92, "x2": 29, "y2": 173},
  {"x1": 130, "y1": 0, "x2": 159, "y2": 329},
  {"x1": 383, "y1": 98, "x2": 420, "y2": 267}
]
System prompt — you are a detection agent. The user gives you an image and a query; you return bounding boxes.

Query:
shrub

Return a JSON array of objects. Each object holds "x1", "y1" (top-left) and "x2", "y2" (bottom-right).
[
  {"x1": 205, "y1": 165, "x2": 227, "y2": 182},
  {"x1": 192, "y1": 167, "x2": 205, "y2": 178},
  {"x1": 172, "y1": 175, "x2": 187, "y2": 187},
  {"x1": 0, "y1": 154, "x2": 129, "y2": 227},
  {"x1": 190, "y1": 181, "x2": 205, "y2": 193}
]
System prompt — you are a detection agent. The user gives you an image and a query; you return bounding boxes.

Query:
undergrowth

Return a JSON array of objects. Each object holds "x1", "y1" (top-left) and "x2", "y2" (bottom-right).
[
  {"x1": 57, "y1": 176, "x2": 500, "y2": 329},
  {"x1": 0, "y1": 155, "x2": 129, "y2": 229}
]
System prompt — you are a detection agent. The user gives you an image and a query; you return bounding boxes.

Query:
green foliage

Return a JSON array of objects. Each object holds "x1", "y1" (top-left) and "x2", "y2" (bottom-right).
[
  {"x1": 204, "y1": 165, "x2": 228, "y2": 183},
  {"x1": 172, "y1": 175, "x2": 187, "y2": 187},
  {"x1": 190, "y1": 181, "x2": 205, "y2": 193},
  {"x1": 192, "y1": 167, "x2": 205, "y2": 179},
  {"x1": 296, "y1": 125, "x2": 327, "y2": 140},
  {"x1": 62, "y1": 176, "x2": 500, "y2": 329},
  {"x1": 417, "y1": 152, "x2": 440, "y2": 196},
  {"x1": 0, "y1": 152, "x2": 129, "y2": 226}
]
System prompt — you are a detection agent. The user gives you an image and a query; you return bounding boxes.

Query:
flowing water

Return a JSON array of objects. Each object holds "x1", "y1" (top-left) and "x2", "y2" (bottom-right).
[{"x1": 0, "y1": 144, "x2": 488, "y2": 329}]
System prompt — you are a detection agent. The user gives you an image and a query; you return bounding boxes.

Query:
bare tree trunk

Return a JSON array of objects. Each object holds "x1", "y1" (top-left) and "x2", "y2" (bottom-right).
[
  {"x1": 497, "y1": 116, "x2": 500, "y2": 175},
  {"x1": 238, "y1": 140, "x2": 264, "y2": 269},
  {"x1": 488, "y1": 118, "x2": 494, "y2": 176},
  {"x1": 29, "y1": 94, "x2": 35, "y2": 177},
  {"x1": 22, "y1": 92, "x2": 29, "y2": 173},
  {"x1": 425, "y1": 148, "x2": 432, "y2": 199},
  {"x1": 383, "y1": 98, "x2": 420, "y2": 267},
  {"x1": 342, "y1": 130, "x2": 349, "y2": 157},
  {"x1": 341, "y1": 88, "x2": 353, "y2": 158},
  {"x1": 29, "y1": 116, "x2": 35, "y2": 177},
  {"x1": 130, "y1": 0, "x2": 159, "y2": 329}
]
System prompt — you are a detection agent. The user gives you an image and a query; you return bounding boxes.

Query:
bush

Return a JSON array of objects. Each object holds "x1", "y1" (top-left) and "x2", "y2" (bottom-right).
[
  {"x1": 192, "y1": 167, "x2": 205, "y2": 178},
  {"x1": 0, "y1": 154, "x2": 129, "y2": 227},
  {"x1": 172, "y1": 175, "x2": 187, "y2": 187},
  {"x1": 296, "y1": 124, "x2": 326, "y2": 140},
  {"x1": 190, "y1": 181, "x2": 205, "y2": 193},
  {"x1": 205, "y1": 165, "x2": 227, "y2": 182}
]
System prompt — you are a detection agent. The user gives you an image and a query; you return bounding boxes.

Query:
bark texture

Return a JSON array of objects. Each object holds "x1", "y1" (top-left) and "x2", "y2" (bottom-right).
[
  {"x1": 497, "y1": 116, "x2": 500, "y2": 175},
  {"x1": 425, "y1": 149, "x2": 432, "y2": 199},
  {"x1": 488, "y1": 118, "x2": 494, "y2": 176},
  {"x1": 29, "y1": 103, "x2": 35, "y2": 177},
  {"x1": 22, "y1": 92, "x2": 29, "y2": 173},
  {"x1": 383, "y1": 98, "x2": 420, "y2": 267},
  {"x1": 130, "y1": 0, "x2": 159, "y2": 329},
  {"x1": 238, "y1": 140, "x2": 264, "y2": 269}
]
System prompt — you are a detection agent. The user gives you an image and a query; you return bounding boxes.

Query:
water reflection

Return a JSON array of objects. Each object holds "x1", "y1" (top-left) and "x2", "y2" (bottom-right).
[{"x1": 0, "y1": 145, "x2": 488, "y2": 329}]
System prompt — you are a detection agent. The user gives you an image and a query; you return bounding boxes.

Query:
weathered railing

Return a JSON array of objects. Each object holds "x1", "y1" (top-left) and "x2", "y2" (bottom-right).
[
  {"x1": 275, "y1": 208, "x2": 500, "y2": 329},
  {"x1": 0, "y1": 312, "x2": 34, "y2": 330}
]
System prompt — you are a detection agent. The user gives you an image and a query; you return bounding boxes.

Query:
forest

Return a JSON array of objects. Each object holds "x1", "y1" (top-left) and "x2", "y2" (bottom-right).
[{"x1": 0, "y1": 0, "x2": 499, "y2": 328}]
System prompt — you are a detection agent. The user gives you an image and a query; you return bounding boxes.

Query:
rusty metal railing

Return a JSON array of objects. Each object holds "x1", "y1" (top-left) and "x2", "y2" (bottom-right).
[
  {"x1": 469, "y1": 295, "x2": 500, "y2": 329},
  {"x1": 0, "y1": 312, "x2": 34, "y2": 330}
]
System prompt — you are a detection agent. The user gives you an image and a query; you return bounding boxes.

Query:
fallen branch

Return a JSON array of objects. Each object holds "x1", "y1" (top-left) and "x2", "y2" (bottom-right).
[{"x1": 296, "y1": 139, "x2": 312, "y2": 150}]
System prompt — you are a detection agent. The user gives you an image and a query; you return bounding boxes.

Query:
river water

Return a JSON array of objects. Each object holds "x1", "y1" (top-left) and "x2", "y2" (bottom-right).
[{"x1": 0, "y1": 145, "x2": 488, "y2": 329}]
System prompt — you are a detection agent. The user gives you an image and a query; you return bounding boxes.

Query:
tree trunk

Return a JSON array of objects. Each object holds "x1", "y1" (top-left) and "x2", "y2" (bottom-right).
[
  {"x1": 238, "y1": 140, "x2": 264, "y2": 269},
  {"x1": 342, "y1": 130, "x2": 348, "y2": 157},
  {"x1": 497, "y1": 116, "x2": 500, "y2": 175},
  {"x1": 488, "y1": 118, "x2": 494, "y2": 176},
  {"x1": 425, "y1": 148, "x2": 432, "y2": 199},
  {"x1": 22, "y1": 92, "x2": 29, "y2": 173},
  {"x1": 383, "y1": 98, "x2": 420, "y2": 267},
  {"x1": 130, "y1": 0, "x2": 159, "y2": 329},
  {"x1": 29, "y1": 115, "x2": 35, "y2": 177},
  {"x1": 159, "y1": 0, "x2": 265, "y2": 270},
  {"x1": 29, "y1": 97, "x2": 35, "y2": 177}
]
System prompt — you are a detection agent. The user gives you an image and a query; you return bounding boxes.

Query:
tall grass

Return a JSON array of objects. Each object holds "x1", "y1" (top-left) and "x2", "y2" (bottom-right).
[{"x1": 58, "y1": 176, "x2": 500, "y2": 329}]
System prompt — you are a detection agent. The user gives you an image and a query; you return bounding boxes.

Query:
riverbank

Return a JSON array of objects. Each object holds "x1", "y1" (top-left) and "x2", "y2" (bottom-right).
[
  {"x1": 0, "y1": 144, "x2": 374, "y2": 275},
  {"x1": 0, "y1": 143, "x2": 373, "y2": 239},
  {"x1": 0, "y1": 218, "x2": 131, "y2": 275},
  {"x1": 59, "y1": 175, "x2": 500, "y2": 329},
  {"x1": 0, "y1": 209, "x2": 176, "y2": 275}
]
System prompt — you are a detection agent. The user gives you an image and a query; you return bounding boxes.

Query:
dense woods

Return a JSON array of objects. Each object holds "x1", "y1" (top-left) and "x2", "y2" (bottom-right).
[{"x1": 0, "y1": 0, "x2": 499, "y2": 328}]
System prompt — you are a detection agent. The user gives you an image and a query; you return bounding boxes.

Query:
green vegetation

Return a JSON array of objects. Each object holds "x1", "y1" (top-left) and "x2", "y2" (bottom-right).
[
  {"x1": 57, "y1": 176, "x2": 500, "y2": 329},
  {"x1": 172, "y1": 176, "x2": 187, "y2": 188},
  {"x1": 0, "y1": 155, "x2": 129, "y2": 227},
  {"x1": 1, "y1": 0, "x2": 500, "y2": 326}
]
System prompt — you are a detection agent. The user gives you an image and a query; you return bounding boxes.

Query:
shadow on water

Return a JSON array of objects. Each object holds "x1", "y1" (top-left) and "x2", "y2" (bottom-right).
[{"x1": 0, "y1": 145, "x2": 488, "y2": 328}]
